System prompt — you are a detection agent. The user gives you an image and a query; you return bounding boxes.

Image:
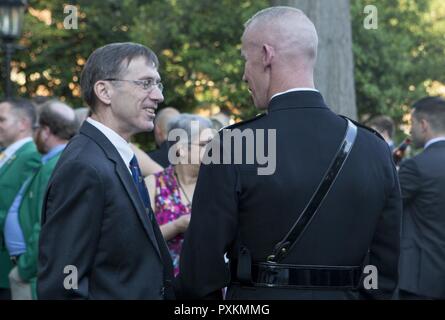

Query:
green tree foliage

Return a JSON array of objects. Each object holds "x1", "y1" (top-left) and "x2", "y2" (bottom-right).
[
  {"x1": 129, "y1": 0, "x2": 268, "y2": 119},
  {"x1": 2, "y1": 0, "x2": 445, "y2": 137},
  {"x1": 351, "y1": 0, "x2": 445, "y2": 131},
  {"x1": 7, "y1": 0, "x2": 138, "y2": 105}
]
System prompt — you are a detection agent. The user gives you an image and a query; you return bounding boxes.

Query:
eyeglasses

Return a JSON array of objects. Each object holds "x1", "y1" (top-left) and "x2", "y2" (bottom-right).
[
  {"x1": 104, "y1": 78, "x2": 164, "y2": 92},
  {"x1": 189, "y1": 140, "x2": 212, "y2": 148}
]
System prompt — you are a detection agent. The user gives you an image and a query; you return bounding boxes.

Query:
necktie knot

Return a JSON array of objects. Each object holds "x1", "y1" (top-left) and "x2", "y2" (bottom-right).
[{"x1": 129, "y1": 155, "x2": 138, "y2": 168}]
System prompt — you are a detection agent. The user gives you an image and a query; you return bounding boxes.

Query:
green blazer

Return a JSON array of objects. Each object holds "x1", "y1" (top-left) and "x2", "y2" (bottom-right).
[
  {"x1": 0, "y1": 141, "x2": 41, "y2": 289},
  {"x1": 16, "y1": 152, "x2": 62, "y2": 299}
]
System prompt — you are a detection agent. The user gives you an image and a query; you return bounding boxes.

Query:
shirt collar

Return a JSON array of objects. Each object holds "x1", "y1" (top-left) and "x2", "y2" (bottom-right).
[
  {"x1": 3, "y1": 137, "x2": 33, "y2": 158},
  {"x1": 425, "y1": 136, "x2": 445, "y2": 149},
  {"x1": 42, "y1": 144, "x2": 66, "y2": 164},
  {"x1": 86, "y1": 117, "x2": 134, "y2": 168},
  {"x1": 270, "y1": 88, "x2": 319, "y2": 102}
]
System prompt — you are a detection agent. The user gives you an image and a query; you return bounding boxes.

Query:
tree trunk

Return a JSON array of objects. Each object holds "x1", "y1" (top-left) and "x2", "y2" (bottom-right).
[{"x1": 271, "y1": 0, "x2": 357, "y2": 119}]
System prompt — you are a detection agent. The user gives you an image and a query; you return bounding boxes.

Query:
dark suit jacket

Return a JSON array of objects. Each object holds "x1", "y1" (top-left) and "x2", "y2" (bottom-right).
[
  {"x1": 177, "y1": 91, "x2": 402, "y2": 300},
  {"x1": 148, "y1": 141, "x2": 171, "y2": 168},
  {"x1": 37, "y1": 121, "x2": 174, "y2": 299},
  {"x1": 398, "y1": 140, "x2": 445, "y2": 299}
]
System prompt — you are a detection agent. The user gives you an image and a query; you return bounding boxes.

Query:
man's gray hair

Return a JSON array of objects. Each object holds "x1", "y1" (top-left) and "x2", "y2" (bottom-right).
[
  {"x1": 80, "y1": 42, "x2": 159, "y2": 112},
  {"x1": 168, "y1": 113, "x2": 213, "y2": 144},
  {"x1": 244, "y1": 6, "x2": 304, "y2": 28},
  {"x1": 243, "y1": 6, "x2": 318, "y2": 61}
]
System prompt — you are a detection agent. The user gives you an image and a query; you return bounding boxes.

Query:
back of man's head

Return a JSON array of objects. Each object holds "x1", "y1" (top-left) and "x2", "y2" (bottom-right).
[
  {"x1": 39, "y1": 99, "x2": 78, "y2": 141},
  {"x1": 367, "y1": 115, "x2": 395, "y2": 140},
  {"x1": 243, "y1": 6, "x2": 318, "y2": 69},
  {"x1": 74, "y1": 107, "x2": 90, "y2": 128},
  {"x1": 0, "y1": 98, "x2": 36, "y2": 147},
  {"x1": 412, "y1": 96, "x2": 445, "y2": 134},
  {"x1": 154, "y1": 107, "x2": 180, "y2": 146},
  {"x1": 80, "y1": 42, "x2": 159, "y2": 113}
]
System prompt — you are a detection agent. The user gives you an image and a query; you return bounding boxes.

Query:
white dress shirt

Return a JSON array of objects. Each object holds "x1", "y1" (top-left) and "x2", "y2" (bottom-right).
[
  {"x1": 86, "y1": 118, "x2": 134, "y2": 173},
  {"x1": 425, "y1": 136, "x2": 445, "y2": 149}
]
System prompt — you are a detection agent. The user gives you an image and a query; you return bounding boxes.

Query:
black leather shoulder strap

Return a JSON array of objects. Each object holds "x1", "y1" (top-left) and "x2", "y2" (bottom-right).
[{"x1": 268, "y1": 118, "x2": 358, "y2": 263}]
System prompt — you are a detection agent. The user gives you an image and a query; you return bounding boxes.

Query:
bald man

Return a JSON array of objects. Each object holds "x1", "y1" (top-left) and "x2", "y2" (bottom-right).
[
  {"x1": 178, "y1": 7, "x2": 401, "y2": 299},
  {"x1": 148, "y1": 107, "x2": 180, "y2": 168},
  {"x1": 5, "y1": 99, "x2": 77, "y2": 299}
]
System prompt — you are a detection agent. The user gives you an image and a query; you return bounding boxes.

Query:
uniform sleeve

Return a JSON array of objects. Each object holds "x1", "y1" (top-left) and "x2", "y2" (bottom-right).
[
  {"x1": 37, "y1": 161, "x2": 105, "y2": 299},
  {"x1": 361, "y1": 159, "x2": 402, "y2": 299},
  {"x1": 176, "y1": 141, "x2": 240, "y2": 299}
]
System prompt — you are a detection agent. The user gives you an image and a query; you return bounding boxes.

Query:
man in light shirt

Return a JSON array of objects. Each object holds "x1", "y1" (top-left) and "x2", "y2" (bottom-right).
[
  {"x1": 37, "y1": 43, "x2": 174, "y2": 299},
  {"x1": 398, "y1": 96, "x2": 445, "y2": 300},
  {"x1": 0, "y1": 98, "x2": 40, "y2": 299}
]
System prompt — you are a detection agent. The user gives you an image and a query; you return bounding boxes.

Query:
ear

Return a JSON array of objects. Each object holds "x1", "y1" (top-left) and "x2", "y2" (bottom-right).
[
  {"x1": 41, "y1": 126, "x2": 51, "y2": 140},
  {"x1": 262, "y1": 44, "x2": 275, "y2": 69},
  {"x1": 93, "y1": 80, "x2": 113, "y2": 105},
  {"x1": 420, "y1": 118, "x2": 430, "y2": 132},
  {"x1": 17, "y1": 117, "x2": 29, "y2": 132},
  {"x1": 154, "y1": 125, "x2": 162, "y2": 139}
]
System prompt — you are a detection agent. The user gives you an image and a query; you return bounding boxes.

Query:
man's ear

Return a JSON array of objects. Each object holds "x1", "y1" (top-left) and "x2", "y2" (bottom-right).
[
  {"x1": 420, "y1": 118, "x2": 430, "y2": 133},
  {"x1": 93, "y1": 80, "x2": 113, "y2": 105},
  {"x1": 262, "y1": 44, "x2": 275, "y2": 69},
  {"x1": 37, "y1": 125, "x2": 51, "y2": 141}
]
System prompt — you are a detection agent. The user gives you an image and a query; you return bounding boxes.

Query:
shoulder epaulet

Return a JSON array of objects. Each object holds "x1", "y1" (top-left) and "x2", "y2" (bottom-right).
[
  {"x1": 339, "y1": 115, "x2": 385, "y2": 141},
  {"x1": 219, "y1": 113, "x2": 267, "y2": 132}
]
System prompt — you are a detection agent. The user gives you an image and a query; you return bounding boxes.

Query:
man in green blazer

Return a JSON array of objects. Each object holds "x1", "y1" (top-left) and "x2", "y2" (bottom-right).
[
  {"x1": 4, "y1": 100, "x2": 78, "y2": 299},
  {"x1": 0, "y1": 98, "x2": 41, "y2": 300}
]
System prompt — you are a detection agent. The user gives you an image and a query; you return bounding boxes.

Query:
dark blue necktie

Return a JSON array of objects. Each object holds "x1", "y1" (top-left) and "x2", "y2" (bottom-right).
[{"x1": 129, "y1": 155, "x2": 154, "y2": 222}]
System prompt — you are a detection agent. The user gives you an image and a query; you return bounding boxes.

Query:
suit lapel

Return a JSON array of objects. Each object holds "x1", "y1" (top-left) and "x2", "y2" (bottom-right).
[
  {"x1": 115, "y1": 161, "x2": 161, "y2": 259},
  {"x1": 80, "y1": 122, "x2": 162, "y2": 260}
]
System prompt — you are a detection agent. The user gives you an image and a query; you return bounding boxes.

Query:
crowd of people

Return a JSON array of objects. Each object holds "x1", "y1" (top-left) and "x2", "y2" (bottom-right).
[{"x1": 0, "y1": 6, "x2": 445, "y2": 300}]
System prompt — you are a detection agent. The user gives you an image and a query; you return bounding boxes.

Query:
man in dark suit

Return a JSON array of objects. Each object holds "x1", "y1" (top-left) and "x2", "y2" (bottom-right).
[
  {"x1": 367, "y1": 115, "x2": 396, "y2": 151},
  {"x1": 148, "y1": 107, "x2": 179, "y2": 168},
  {"x1": 37, "y1": 42, "x2": 174, "y2": 299},
  {"x1": 177, "y1": 7, "x2": 402, "y2": 300},
  {"x1": 398, "y1": 97, "x2": 445, "y2": 300}
]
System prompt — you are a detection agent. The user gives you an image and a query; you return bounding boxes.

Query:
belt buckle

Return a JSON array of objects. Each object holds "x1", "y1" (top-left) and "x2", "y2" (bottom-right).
[{"x1": 257, "y1": 263, "x2": 289, "y2": 287}]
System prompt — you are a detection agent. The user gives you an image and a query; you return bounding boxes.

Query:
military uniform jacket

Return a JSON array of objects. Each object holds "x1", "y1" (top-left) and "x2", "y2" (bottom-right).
[{"x1": 177, "y1": 91, "x2": 402, "y2": 300}]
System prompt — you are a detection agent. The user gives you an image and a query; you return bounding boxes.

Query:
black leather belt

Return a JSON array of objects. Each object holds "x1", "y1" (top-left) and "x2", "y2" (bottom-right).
[{"x1": 230, "y1": 260, "x2": 363, "y2": 289}]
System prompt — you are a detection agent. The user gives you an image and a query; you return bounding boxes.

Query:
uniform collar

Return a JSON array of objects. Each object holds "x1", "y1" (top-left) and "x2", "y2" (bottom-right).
[
  {"x1": 268, "y1": 90, "x2": 328, "y2": 112},
  {"x1": 270, "y1": 88, "x2": 319, "y2": 101}
]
